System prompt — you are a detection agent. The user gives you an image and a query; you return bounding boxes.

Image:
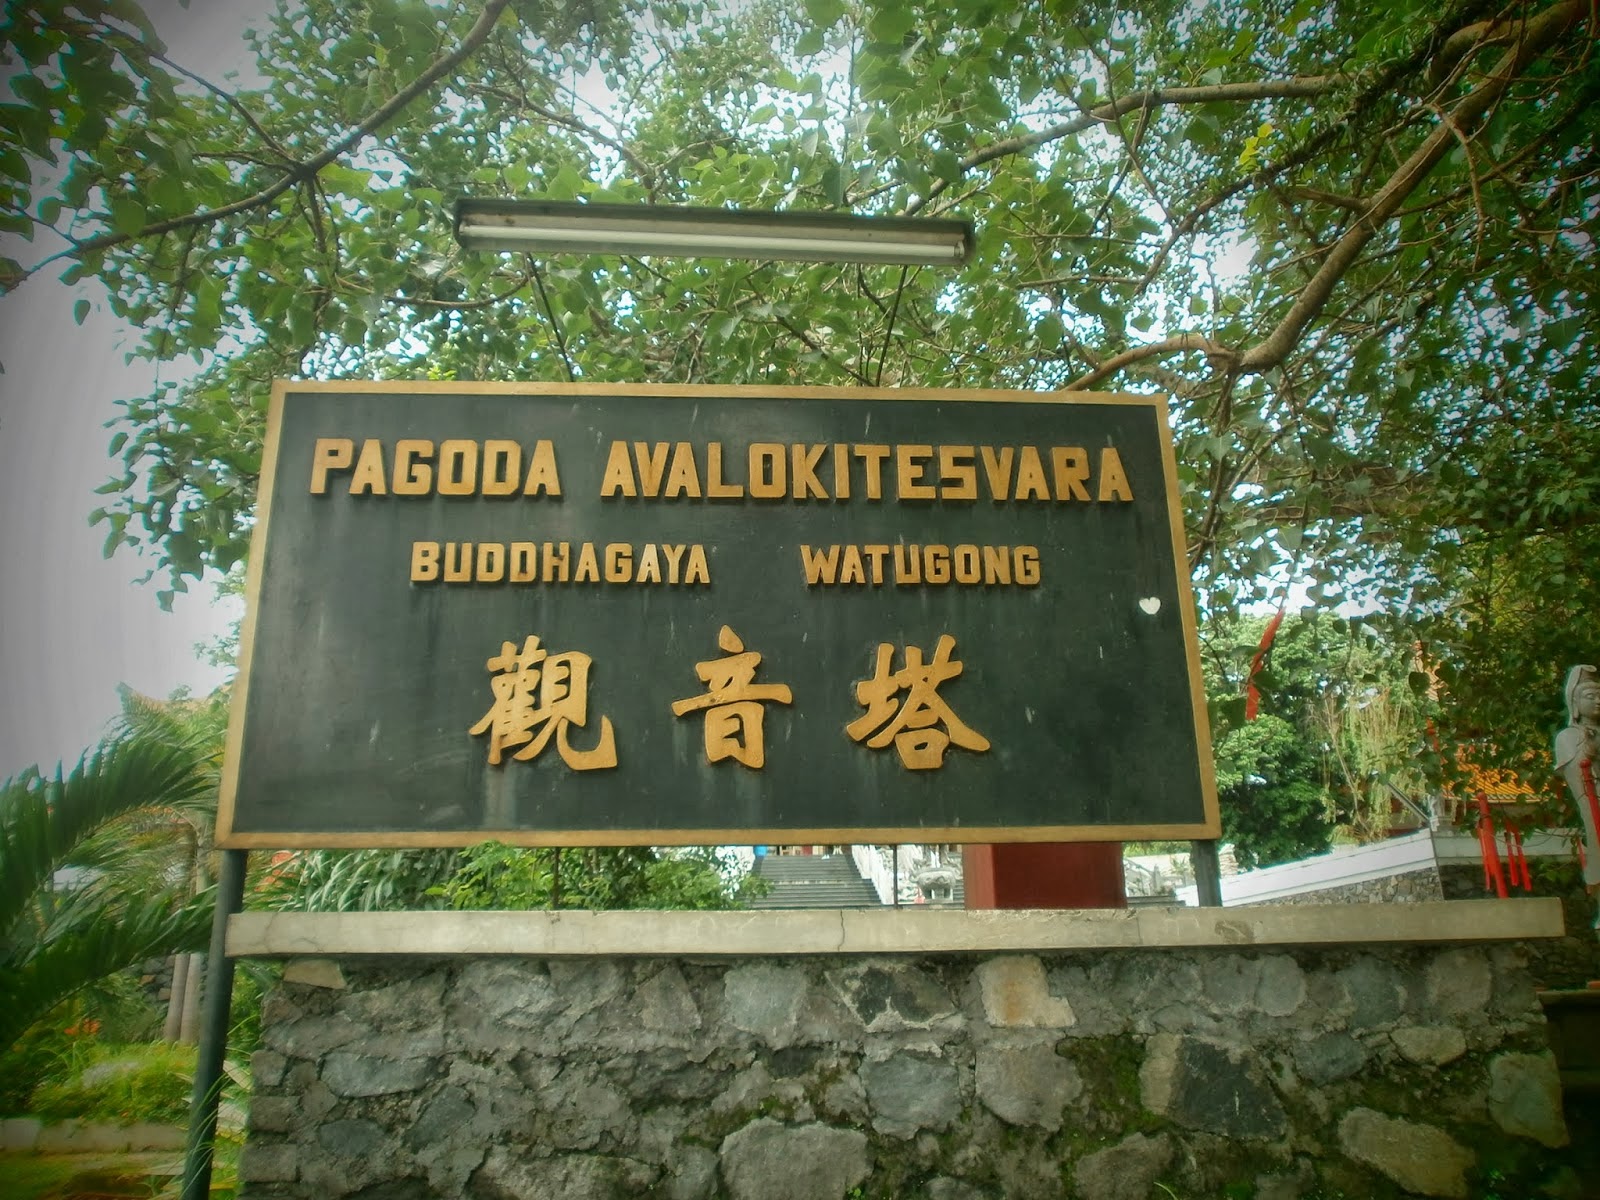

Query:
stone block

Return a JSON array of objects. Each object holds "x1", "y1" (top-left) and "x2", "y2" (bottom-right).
[
  {"x1": 975, "y1": 1039, "x2": 1082, "y2": 1130},
  {"x1": 1072, "y1": 1132, "x2": 1174, "y2": 1200},
  {"x1": 635, "y1": 963, "x2": 702, "y2": 1032},
  {"x1": 473, "y1": 1147, "x2": 660, "y2": 1198},
  {"x1": 1391, "y1": 1025, "x2": 1467, "y2": 1066},
  {"x1": 1292, "y1": 1031, "x2": 1367, "y2": 1084},
  {"x1": 1338, "y1": 957, "x2": 1409, "y2": 1029},
  {"x1": 1255, "y1": 955, "x2": 1306, "y2": 1017},
  {"x1": 322, "y1": 1050, "x2": 436, "y2": 1097},
  {"x1": 976, "y1": 955, "x2": 1075, "y2": 1028},
  {"x1": 860, "y1": 1052, "x2": 961, "y2": 1136},
  {"x1": 247, "y1": 1095, "x2": 300, "y2": 1135},
  {"x1": 1487, "y1": 1051, "x2": 1569, "y2": 1147},
  {"x1": 252, "y1": 1049, "x2": 288, "y2": 1089},
  {"x1": 719, "y1": 1118, "x2": 871, "y2": 1200},
  {"x1": 724, "y1": 963, "x2": 809, "y2": 1048},
  {"x1": 1427, "y1": 948, "x2": 1492, "y2": 1015},
  {"x1": 239, "y1": 1140, "x2": 300, "y2": 1184},
  {"x1": 283, "y1": 957, "x2": 347, "y2": 990},
  {"x1": 827, "y1": 964, "x2": 958, "y2": 1033},
  {"x1": 1337, "y1": 1107, "x2": 1472, "y2": 1197},
  {"x1": 1140, "y1": 1033, "x2": 1286, "y2": 1139}
]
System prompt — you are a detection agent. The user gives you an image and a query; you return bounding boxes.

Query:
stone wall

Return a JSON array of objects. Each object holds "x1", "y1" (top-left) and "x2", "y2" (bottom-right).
[
  {"x1": 241, "y1": 942, "x2": 1582, "y2": 1200},
  {"x1": 1245, "y1": 867, "x2": 1445, "y2": 908},
  {"x1": 1440, "y1": 862, "x2": 1600, "y2": 990}
]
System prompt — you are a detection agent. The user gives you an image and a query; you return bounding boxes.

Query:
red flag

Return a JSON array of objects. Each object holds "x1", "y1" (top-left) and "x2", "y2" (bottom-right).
[{"x1": 1244, "y1": 604, "x2": 1287, "y2": 722}]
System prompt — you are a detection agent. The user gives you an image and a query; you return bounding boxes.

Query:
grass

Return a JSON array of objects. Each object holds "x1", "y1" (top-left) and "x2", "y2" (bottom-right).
[{"x1": 0, "y1": 1152, "x2": 180, "y2": 1199}]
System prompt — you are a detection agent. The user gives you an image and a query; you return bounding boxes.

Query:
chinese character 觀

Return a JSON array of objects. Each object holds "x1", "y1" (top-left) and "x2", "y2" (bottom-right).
[{"x1": 469, "y1": 635, "x2": 617, "y2": 770}]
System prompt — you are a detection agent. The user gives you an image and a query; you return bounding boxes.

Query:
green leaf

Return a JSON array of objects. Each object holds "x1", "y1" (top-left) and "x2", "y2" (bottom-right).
[{"x1": 74, "y1": 299, "x2": 90, "y2": 325}]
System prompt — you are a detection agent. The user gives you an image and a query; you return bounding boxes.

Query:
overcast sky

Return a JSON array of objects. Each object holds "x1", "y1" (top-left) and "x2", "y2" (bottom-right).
[{"x1": 0, "y1": 1, "x2": 265, "y2": 777}]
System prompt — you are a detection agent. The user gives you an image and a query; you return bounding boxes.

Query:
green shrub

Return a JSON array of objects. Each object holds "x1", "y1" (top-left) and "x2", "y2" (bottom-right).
[{"x1": 29, "y1": 1040, "x2": 197, "y2": 1125}]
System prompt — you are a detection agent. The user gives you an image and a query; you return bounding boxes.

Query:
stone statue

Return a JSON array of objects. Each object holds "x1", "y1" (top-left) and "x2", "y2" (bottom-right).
[{"x1": 1554, "y1": 664, "x2": 1600, "y2": 925}]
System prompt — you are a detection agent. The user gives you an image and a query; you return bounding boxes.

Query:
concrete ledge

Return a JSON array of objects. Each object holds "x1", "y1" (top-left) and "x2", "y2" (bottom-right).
[{"x1": 228, "y1": 898, "x2": 1562, "y2": 958}]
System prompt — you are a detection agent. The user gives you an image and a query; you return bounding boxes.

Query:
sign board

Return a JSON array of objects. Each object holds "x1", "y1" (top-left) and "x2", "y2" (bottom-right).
[{"x1": 217, "y1": 383, "x2": 1219, "y2": 848}]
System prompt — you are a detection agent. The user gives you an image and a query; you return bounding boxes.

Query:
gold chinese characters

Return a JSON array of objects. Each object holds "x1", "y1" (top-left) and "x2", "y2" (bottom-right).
[
  {"x1": 468, "y1": 636, "x2": 618, "y2": 770},
  {"x1": 471, "y1": 629, "x2": 989, "y2": 773},
  {"x1": 845, "y1": 635, "x2": 990, "y2": 770},
  {"x1": 671, "y1": 626, "x2": 793, "y2": 768}
]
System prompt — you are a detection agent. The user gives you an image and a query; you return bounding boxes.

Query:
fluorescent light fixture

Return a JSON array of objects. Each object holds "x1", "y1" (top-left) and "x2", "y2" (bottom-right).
[{"x1": 454, "y1": 199, "x2": 973, "y2": 267}]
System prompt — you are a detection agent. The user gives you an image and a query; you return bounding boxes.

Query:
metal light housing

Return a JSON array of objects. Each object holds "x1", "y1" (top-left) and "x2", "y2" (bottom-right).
[{"x1": 454, "y1": 198, "x2": 974, "y2": 267}]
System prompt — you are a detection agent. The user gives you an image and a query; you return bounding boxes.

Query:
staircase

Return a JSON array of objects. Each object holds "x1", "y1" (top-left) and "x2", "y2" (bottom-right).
[{"x1": 750, "y1": 853, "x2": 885, "y2": 909}]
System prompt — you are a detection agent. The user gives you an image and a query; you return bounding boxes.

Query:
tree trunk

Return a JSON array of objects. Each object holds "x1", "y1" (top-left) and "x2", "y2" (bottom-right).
[
  {"x1": 162, "y1": 953, "x2": 190, "y2": 1041},
  {"x1": 177, "y1": 952, "x2": 204, "y2": 1045}
]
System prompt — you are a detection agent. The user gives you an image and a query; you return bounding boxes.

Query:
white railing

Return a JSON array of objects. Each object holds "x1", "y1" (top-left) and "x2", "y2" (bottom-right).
[{"x1": 851, "y1": 844, "x2": 896, "y2": 905}]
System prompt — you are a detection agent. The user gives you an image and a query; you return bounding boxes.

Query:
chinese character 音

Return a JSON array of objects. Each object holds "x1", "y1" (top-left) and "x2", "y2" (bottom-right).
[{"x1": 671, "y1": 626, "x2": 793, "y2": 768}]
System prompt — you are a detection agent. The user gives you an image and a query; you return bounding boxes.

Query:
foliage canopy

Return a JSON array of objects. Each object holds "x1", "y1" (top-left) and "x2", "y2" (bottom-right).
[{"x1": 2, "y1": 0, "x2": 1595, "y2": 800}]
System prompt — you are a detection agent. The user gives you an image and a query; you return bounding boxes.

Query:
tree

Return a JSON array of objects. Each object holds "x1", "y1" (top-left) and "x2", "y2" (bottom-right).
[
  {"x1": 1202, "y1": 610, "x2": 1433, "y2": 865},
  {"x1": 0, "y1": 730, "x2": 217, "y2": 1052},
  {"x1": 2, "y1": 0, "x2": 1593, "y2": 800}
]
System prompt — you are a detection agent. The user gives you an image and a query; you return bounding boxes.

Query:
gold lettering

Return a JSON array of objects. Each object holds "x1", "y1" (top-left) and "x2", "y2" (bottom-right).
[
  {"x1": 348, "y1": 438, "x2": 387, "y2": 495},
  {"x1": 791, "y1": 443, "x2": 828, "y2": 499},
  {"x1": 953, "y1": 544, "x2": 980, "y2": 583},
  {"x1": 854, "y1": 444, "x2": 890, "y2": 500},
  {"x1": 980, "y1": 446, "x2": 1013, "y2": 500},
  {"x1": 309, "y1": 437, "x2": 354, "y2": 494},
  {"x1": 574, "y1": 543, "x2": 600, "y2": 582},
  {"x1": 800, "y1": 544, "x2": 840, "y2": 584},
  {"x1": 863, "y1": 544, "x2": 890, "y2": 584},
  {"x1": 600, "y1": 441, "x2": 638, "y2": 498},
  {"x1": 1098, "y1": 446, "x2": 1133, "y2": 501},
  {"x1": 1015, "y1": 545, "x2": 1041, "y2": 585},
  {"x1": 832, "y1": 443, "x2": 850, "y2": 499},
  {"x1": 894, "y1": 544, "x2": 922, "y2": 584},
  {"x1": 476, "y1": 543, "x2": 505, "y2": 582},
  {"x1": 604, "y1": 543, "x2": 632, "y2": 583},
  {"x1": 542, "y1": 541, "x2": 570, "y2": 583},
  {"x1": 982, "y1": 545, "x2": 1011, "y2": 585},
  {"x1": 510, "y1": 542, "x2": 536, "y2": 582},
  {"x1": 1051, "y1": 446, "x2": 1091, "y2": 501},
  {"x1": 636, "y1": 543, "x2": 662, "y2": 584},
  {"x1": 925, "y1": 545, "x2": 951, "y2": 584},
  {"x1": 896, "y1": 444, "x2": 936, "y2": 500},
  {"x1": 393, "y1": 439, "x2": 433, "y2": 495},
  {"x1": 705, "y1": 442, "x2": 744, "y2": 499},
  {"x1": 1015, "y1": 446, "x2": 1050, "y2": 501},
  {"x1": 438, "y1": 440, "x2": 478, "y2": 496},
  {"x1": 410, "y1": 540, "x2": 439, "y2": 582},
  {"x1": 444, "y1": 542, "x2": 472, "y2": 582},
  {"x1": 522, "y1": 439, "x2": 562, "y2": 497},
  {"x1": 662, "y1": 543, "x2": 686, "y2": 582},
  {"x1": 482, "y1": 440, "x2": 521, "y2": 497},
  {"x1": 838, "y1": 545, "x2": 866, "y2": 584},
  {"x1": 939, "y1": 445, "x2": 977, "y2": 501},
  {"x1": 664, "y1": 442, "x2": 703, "y2": 499},
  {"x1": 684, "y1": 544, "x2": 711, "y2": 584},
  {"x1": 634, "y1": 441, "x2": 669, "y2": 497},
  {"x1": 748, "y1": 443, "x2": 786, "y2": 499}
]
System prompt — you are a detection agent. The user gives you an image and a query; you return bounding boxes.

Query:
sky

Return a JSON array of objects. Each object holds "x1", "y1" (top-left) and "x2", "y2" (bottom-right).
[{"x1": 0, "y1": 1, "x2": 265, "y2": 777}]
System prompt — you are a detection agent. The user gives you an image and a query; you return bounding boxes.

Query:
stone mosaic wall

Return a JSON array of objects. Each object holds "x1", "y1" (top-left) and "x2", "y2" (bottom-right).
[
  {"x1": 241, "y1": 944, "x2": 1579, "y2": 1200},
  {"x1": 1246, "y1": 867, "x2": 1446, "y2": 908}
]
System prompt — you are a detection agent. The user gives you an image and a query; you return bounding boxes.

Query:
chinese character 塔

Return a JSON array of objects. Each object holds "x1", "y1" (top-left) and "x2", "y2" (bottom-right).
[{"x1": 846, "y1": 634, "x2": 990, "y2": 770}]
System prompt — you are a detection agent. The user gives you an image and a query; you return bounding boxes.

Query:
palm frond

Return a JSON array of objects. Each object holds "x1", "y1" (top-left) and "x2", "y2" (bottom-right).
[
  {"x1": 0, "y1": 735, "x2": 215, "y2": 938},
  {"x1": 0, "y1": 887, "x2": 215, "y2": 1051}
]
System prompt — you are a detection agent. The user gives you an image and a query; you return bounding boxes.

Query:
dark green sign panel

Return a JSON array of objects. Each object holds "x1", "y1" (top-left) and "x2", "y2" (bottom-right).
[{"x1": 217, "y1": 383, "x2": 1219, "y2": 848}]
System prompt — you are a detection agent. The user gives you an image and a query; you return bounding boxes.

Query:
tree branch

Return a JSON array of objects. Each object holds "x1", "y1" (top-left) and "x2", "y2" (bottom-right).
[
  {"x1": 1238, "y1": 0, "x2": 1585, "y2": 373},
  {"x1": 17, "y1": 0, "x2": 513, "y2": 286},
  {"x1": 1065, "y1": 334, "x2": 1237, "y2": 391},
  {"x1": 896, "y1": 76, "x2": 1344, "y2": 216}
]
